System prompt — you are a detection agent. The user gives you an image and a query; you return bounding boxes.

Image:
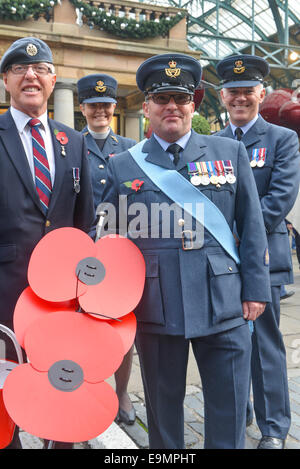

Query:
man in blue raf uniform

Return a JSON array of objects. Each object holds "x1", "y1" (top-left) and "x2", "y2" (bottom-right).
[
  {"x1": 216, "y1": 54, "x2": 300, "y2": 449},
  {"x1": 101, "y1": 53, "x2": 272, "y2": 449},
  {"x1": 77, "y1": 74, "x2": 136, "y2": 212},
  {"x1": 77, "y1": 74, "x2": 136, "y2": 425},
  {"x1": 0, "y1": 36, "x2": 95, "y2": 448}
]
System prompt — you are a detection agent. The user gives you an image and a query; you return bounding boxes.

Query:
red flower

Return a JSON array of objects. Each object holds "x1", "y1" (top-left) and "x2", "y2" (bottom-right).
[
  {"x1": 55, "y1": 131, "x2": 69, "y2": 145},
  {"x1": 14, "y1": 286, "x2": 137, "y2": 355},
  {"x1": 131, "y1": 179, "x2": 144, "y2": 192},
  {"x1": 27, "y1": 228, "x2": 145, "y2": 320},
  {"x1": 3, "y1": 364, "x2": 118, "y2": 443},
  {"x1": 3, "y1": 310, "x2": 124, "y2": 442},
  {"x1": 3, "y1": 227, "x2": 145, "y2": 444}
]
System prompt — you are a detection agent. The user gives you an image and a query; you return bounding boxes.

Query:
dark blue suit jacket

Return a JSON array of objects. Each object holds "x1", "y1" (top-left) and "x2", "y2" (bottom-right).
[
  {"x1": 216, "y1": 116, "x2": 300, "y2": 286},
  {"x1": 0, "y1": 109, "x2": 95, "y2": 321},
  {"x1": 102, "y1": 131, "x2": 271, "y2": 338}
]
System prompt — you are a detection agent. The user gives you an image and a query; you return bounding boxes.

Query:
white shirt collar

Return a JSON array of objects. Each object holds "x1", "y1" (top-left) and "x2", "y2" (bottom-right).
[
  {"x1": 230, "y1": 115, "x2": 259, "y2": 137},
  {"x1": 153, "y1": 130, "x2": 191, "y2": 152},
  {"x1": 10, "y1": 106, "x2": 48, "y2": 133}
]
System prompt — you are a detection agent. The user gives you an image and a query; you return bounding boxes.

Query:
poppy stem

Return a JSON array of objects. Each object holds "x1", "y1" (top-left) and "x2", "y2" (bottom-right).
[{"x1": 80, "y1": 310, "x2": 122, "y2": 322}]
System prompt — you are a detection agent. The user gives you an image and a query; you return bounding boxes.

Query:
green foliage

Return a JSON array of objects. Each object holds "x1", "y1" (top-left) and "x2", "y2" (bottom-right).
[
  {"x1": 192, "y1": 113, "x2": 211, "y2": 135},
  {"x1": 0, "y1": 0, "x2": 58, "y2": 21},
  {"x1": 0, "y1": 0, "x2": 186, "y2": 39},
  {"x1": 70, "y1": 0, "x2": 185, "y2": 39}
]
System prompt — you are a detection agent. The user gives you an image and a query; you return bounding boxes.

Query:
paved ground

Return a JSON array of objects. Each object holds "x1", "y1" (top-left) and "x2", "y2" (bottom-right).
[
  {"x1": 19, "y1": 252, "x2": 300, "y2": 449},
  {"x1": 114, "y1": 252, "x2": 300, "y2": 450}
]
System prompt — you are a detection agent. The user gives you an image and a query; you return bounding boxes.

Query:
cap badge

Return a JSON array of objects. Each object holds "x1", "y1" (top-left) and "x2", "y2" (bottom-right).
[
  {"x1": 165, "y1": 60, "x2": 181, "y2": 78},
  {"x1": 95, "y1": 80, "x2": 107, "y2": 93},
  {"x1": 233, "y1": 60, "x2": 245, "y2": 74},
  {"x1": 26, "y1": 44, "x2": 38, "y2": 57}
]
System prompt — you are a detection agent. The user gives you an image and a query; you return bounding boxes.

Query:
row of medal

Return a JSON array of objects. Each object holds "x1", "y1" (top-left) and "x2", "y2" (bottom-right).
[
  {"x1": 187, "y1": 160, "x2": 236, "y2": 186},
  {"x1": 250, "y1": 148, "x2": 267, "y2": 168}
]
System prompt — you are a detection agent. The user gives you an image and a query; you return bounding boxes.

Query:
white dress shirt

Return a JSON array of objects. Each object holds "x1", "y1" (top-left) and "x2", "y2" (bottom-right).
[{"x1": 10, "y1": 106, "x2": 55, "y2": 185}]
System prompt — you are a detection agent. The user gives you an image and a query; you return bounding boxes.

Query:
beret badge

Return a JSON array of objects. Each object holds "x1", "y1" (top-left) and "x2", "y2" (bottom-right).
[
  {"x1": 26, "y1": 44, "x2": 38, "y2": 57},
  {"x1": 165, "y1": 60, "x2": 181, "y2": 78},
  {"x1": 233, "y1": 60, "x2": 245, "y2": 74},
  {"x1": 95, "y1": 80, "x2": 107, "y2": 93}
]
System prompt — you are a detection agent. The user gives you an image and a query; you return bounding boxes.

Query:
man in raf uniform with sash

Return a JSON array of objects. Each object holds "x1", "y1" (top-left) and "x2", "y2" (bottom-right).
[
  {"x1": 77, "y1": 74, "x2": 136, "y2": 425},
  {"x1": 216, "y1": 54, "x2": 300, "y2": 449},
  {"x1": 101, "y1": 53, "x2": 271, "y2": 449}
]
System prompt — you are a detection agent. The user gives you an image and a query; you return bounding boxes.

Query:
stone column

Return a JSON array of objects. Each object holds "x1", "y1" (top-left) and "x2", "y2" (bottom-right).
[
  {"x1": 53, "y1": 80, "x2": 77, "y2": 128},
  {"x1": 124, "y1": 111, "x2": 144, "y2": 142}
]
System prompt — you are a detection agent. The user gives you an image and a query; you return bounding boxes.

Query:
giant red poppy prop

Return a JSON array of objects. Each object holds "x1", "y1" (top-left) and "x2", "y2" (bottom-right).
[
  {"x1": 27, "y1": 228, "x2": 145, "y2": 320},
  {"x1": 3, "y1": 227, "x2": 145, "y2": 444},
  {"x1": 4, "y1": 311, "x2": 124, "y2": 442}
]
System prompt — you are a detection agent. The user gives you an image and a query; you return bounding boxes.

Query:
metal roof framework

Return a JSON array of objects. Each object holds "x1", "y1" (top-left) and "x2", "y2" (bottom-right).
[{"x1": 140, "y1": 0, "x2": 300, "y2": 125}]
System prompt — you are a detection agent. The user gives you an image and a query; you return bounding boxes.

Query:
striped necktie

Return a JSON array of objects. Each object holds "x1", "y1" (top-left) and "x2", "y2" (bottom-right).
[{"x1": 29, "y1": 118, "x2": 52, "y2": 215}]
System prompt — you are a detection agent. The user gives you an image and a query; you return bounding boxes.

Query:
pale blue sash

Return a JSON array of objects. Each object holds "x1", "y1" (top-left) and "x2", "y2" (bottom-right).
[{"x1": 128, "y1": 140, "x2": 240, "y2": 264}]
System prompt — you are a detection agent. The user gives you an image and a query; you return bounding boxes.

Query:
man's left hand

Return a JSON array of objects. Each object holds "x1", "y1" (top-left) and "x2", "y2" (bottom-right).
[{"x1": 242, "y1": 301, "x2": 266, "y2": 321}]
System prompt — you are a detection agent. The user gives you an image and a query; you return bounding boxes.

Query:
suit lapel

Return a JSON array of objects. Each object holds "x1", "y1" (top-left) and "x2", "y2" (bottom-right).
[
  {"x1": 176, "y1": 131, "x2": 206, "y2": 171},
  {"x1": 143, "y1": 135, "x2": 174, "y2": 169},
  {"x1": 0, "y1": 110, "x2": 42, "y2": 211},
  {"x1": 47, "y1": 119, "x2": 68, "y2": 214},
  {"x1": 221, "y1": 125, "x2": 234, "y2": 139},
  {"x1": 83, "y1": 127, "x2": 105, "y2": 161},
  {"x1": 241, "y1": 115, "x2": 267, "y2": 149},
  {"x1": 103, "y1": 130, "x2": 119, "y2": 158}
]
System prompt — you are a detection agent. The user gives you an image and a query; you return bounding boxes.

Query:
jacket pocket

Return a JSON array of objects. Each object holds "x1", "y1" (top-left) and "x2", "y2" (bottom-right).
[
  {"x1": 0, "y1": 244, "x2": 16, "y2": 263},
  {"x1": 207, "y1": 252, "x2": 242, "y2": 325},
  {"x1": 268, "y1": 220, "x2": 292, "y2": 273},
  {"x1": 134, "y1": 254, "x2": 165, "y2": 325}
]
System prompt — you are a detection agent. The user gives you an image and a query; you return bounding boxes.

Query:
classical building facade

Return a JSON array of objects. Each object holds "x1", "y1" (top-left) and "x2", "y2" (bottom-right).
[{"x1": 0, "y1": 0, "x2": 201, "y2": 140}]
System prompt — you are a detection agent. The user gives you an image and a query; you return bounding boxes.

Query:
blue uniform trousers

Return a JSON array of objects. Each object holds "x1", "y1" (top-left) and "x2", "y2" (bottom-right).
[
  {"x1": 251, "y1": 285, "x2": 291, "y2": 438},
  {"x1": 135, "y1": 323, "x2": 252, "y2": 449}
]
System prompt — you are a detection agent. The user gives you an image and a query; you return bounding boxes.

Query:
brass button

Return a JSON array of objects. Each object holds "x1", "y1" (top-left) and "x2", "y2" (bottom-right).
[
  {"x1": 228, "y1": 267, "x2": 233, "y2": 272},
  {"x1": 100, "y1": 179, "x2": 106, "y2": 185},
  {"x1": 99, "y1": 164, "x2": 105, "y2": 169},
  {"x1": 45, "y1": 220, "x2": 51, "y2": 227}
]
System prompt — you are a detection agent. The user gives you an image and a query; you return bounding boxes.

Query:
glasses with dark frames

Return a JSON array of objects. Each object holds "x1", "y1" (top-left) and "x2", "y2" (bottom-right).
[{"x1": 147, "y1": 94, "x2": 193, "y2": 105}]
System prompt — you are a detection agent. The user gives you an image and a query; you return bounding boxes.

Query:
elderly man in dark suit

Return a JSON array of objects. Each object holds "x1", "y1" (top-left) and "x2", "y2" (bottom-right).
[
  {"x1": 0, "y1": 36, "x2": 94, "y2": 448},
  {"x1": 216, "y1": 54, "x2": 300, "y2": 449},
  {"x1": 101, "y1": 53, "x2": 272, "y2": 449}
]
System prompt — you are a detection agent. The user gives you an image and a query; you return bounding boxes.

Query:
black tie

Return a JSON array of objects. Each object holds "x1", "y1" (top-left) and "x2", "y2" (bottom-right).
[
  {"x1": 167, "y1": 143, "x2": 182, "y2": 166},
  {"x1": 235, "y1": 127, "x2": 243, "y2": 141}
]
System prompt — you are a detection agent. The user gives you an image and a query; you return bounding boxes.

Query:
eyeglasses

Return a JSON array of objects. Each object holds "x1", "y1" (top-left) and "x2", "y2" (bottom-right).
[
  {"x1": 148, "y1": 94, "x2": 193, "y2": 105},
  {"x1": 8, "y1": 64, "x2": 53, "y2": 75}
]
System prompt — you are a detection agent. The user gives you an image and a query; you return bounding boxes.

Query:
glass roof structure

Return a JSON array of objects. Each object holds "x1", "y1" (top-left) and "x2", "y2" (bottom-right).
[{"x1": 138, "y1": 0, "x2": 300, "y2": 123}]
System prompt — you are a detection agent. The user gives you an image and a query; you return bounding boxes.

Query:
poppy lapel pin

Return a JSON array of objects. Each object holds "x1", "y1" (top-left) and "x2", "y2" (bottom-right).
[
  {"x1": 124, "y1": 179, "x2": 144, "y2": 192},
  {"x1": 54, "y1": 129, "x2": 69, "y2": 157}
]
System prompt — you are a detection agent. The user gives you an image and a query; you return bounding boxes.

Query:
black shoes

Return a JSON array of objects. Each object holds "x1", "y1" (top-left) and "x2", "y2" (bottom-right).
[
  {"x1": 280, "y1": 290, "x2": 295, "y2": 301},
  {"x1": 257, "y1": 436, "x2": 285, "y2": 449},
  {"x1": 116, "y1": 406, "x2": 136, "y2": 425}
]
